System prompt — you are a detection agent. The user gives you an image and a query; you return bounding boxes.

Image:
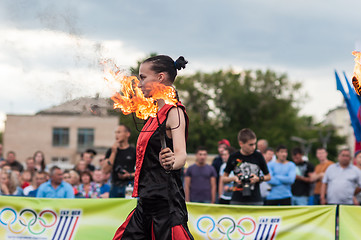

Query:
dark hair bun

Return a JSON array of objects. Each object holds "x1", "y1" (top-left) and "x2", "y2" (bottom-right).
[{"x1": 174, "y1": 56, "x2": 188, "y2": 70}]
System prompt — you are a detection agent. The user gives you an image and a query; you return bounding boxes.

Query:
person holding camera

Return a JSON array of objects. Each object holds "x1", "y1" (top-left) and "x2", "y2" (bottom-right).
[
  {"x1": 102, "y1": 124, "x2": 136, "y2": 198},
  {"x1": 222, "y1": 128, "x2": 270, "y2": 205}
]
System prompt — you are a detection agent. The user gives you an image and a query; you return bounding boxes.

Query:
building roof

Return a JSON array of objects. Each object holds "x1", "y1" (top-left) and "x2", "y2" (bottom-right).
[
  {"x1": 325, "y1": 102, "x2": 346, "y2": 117},
  {"x1": 36, "y1": 96, "x2": 115, "y2": 116}
]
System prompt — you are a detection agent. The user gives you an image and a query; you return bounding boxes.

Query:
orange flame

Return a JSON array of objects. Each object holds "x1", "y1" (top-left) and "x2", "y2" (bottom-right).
[
  {"x1": 352, "y1": 51, "x2": 361, "y2": 95},
  {"x1": 103, "y1": 59, "x2": 178, "y2": 120}
]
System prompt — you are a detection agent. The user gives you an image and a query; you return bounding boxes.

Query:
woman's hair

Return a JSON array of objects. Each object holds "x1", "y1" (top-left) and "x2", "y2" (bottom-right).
[
  {"x1": 33, "y1": 151, "x2": 46, "y2": 171},
  {"x1": 80, "y1": 171, "x2": 93, "y2": 183},
  {"x1": 142, "y1": 55, "x2": 188, "y2": 83},
  {"x1": 3, "y1": 171, "x2": 20, "y2": 194},
  {"x1": 75, "y1": 160, "x2": 86, "y2": 170},
  {"x1": 69, "y1": 170, "x2": 80, "y2": 185}
]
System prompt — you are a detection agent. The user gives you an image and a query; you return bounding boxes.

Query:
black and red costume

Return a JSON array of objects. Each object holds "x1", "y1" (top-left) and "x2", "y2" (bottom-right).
[{"x1": 113, "y1": 102, "x2": 194, "y2": 240}]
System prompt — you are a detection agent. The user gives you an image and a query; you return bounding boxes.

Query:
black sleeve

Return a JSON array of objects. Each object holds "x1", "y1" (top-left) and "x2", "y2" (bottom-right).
[
  {"x1": 19, "y1": 163, "x2": 24, "y2": 172},
  {"x1": 258, "y1": 154, "x2": 269, "y2": 175},
  {"x1": 307, "y1": 162, "x2": 315, "y2": 174},
  {"x1": 224, "y1": 156, "x2": 234, "y2": 174},
  {"x1": 105, "y1": 148, "x2": 112, "y2": 159},
  {"x1": 132, "y1": 147, "x2": 136, "y2": 160}
]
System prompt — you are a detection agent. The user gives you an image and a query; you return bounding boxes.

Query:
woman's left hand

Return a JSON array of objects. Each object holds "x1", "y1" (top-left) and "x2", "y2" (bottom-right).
[{"x1": 159, "y1": 147, "x2": 175, "y2": 171}]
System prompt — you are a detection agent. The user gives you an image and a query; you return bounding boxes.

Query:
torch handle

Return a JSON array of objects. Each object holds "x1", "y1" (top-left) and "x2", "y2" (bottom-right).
[
  {"x1": 160, "y1": 135, "x2": 167, "y2": 149},
  {"x1": 159, "y1": 130, "x2": 171, "y2": 173}
]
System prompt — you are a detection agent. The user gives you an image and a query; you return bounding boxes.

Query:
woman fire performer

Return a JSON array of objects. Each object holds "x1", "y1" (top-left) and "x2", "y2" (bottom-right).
[{"x1": 113, "y1": 55, "x2": 194, "y2": 240}]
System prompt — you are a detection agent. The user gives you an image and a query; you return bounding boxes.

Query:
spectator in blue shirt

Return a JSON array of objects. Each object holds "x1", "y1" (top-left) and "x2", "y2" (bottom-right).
[
  {"x1": 93, "y1": 169, "x2": 110, "y2": 198},
  {"x1": 27, "y1": 171, "x2": 47, "y2": 197},
  {"x1": 266, "y1": 145, "x2": 296, "y2": 205},
  {"x1": 36, "y1": 166, "x2": 74, "y2": 198}
]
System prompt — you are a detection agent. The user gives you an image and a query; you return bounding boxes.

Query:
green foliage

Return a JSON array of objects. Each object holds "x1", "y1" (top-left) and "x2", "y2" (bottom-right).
[
  {"x1": 174, "y1": 69, "x2": 345, "y2": 155},
  {"x1": 305, "y1": 124, "x2": 346, "y2": 165}
]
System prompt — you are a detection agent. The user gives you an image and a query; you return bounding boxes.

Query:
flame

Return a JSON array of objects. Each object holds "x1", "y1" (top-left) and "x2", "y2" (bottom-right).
[
  {"x1": 103, "y1": 59, "x2": 178, "y2": 120},
  {"x1": 352, "y1": 51, "x2": 361, "y2": 95}
]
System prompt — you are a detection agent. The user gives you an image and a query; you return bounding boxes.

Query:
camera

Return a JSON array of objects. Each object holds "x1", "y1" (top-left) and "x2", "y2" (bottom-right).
[
  {"x1": 234, "y1": 162, "x2": 255, "y2": 197},
  {"x1": 238, "y1": 174, "x2": 253, "y2": 196},
  {"x1": 114, "y1": 165, "x2": 126, "y2": 176}
]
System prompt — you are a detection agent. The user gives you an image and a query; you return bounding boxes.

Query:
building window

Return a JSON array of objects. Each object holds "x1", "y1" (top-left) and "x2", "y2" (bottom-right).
[
  {"x1": 51, "y1": 157, "x2": 69, "y2": 163},
  {"x1": 51, "y1": 157, "x2": 70, "y2": 169},
  {"x1": 52, "y1": 128, "x2": 69, "y2": 147},
  {"x1": 78, "y1": 128, "x2": 94, "y2": 148}
]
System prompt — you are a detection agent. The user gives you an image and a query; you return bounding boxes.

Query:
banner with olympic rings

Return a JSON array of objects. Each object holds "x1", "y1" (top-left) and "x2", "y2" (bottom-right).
[
  {"x1": 339, "y1": 205, "x2": 361, "y2": 240},
  {"x1": 187, "y1": 203, "x2": 336, "y2": 240},
  {"x1": 0, "y1": 196, "x2": 136, "y2": 240},
  {"x1": 0, "y1": 197, "x2": 336, "y2": 240}
]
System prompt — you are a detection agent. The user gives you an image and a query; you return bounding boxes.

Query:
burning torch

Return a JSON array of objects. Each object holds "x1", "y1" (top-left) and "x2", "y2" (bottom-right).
[
  {"x1": 103, "y1": 59, "x2": 178, "y2": 166},
  {"x1": 352, "y1": 51, "x2": 361, "y2": 95}
]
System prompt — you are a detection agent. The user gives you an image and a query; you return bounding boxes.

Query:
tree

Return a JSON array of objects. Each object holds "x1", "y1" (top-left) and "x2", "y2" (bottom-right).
[{"x1": 175, "y1": 69, "x2": 345, "y2": 154}]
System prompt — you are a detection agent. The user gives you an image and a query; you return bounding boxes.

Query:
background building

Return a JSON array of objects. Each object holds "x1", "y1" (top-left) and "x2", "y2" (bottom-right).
[
  {"x1": 3, "y1": 97, "x2": 118, "y2": 169},
  {"x1": 323, "y1": 103, "x2": 355, "y2": 154}
]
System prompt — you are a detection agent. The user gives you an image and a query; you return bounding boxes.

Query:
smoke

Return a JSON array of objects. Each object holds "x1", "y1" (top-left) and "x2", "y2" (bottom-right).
[
  {"x1": 356, "y1": 41, "x2": 361, "y2": 52},
  {"x1": 32, "y1": 2, "x2": 111, "y2": 103},
  {"x1": 0, "y1": 0, "x2": 145, "y2": 118}
]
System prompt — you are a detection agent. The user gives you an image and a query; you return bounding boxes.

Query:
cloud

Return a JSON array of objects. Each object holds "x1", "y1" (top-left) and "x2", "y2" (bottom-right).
[
  {"x1": 0, "y1": 28, "x2": 144, "y2": 114},
  {"x1": 0, "y1": 0, "x2": 360, "y2": 126}
]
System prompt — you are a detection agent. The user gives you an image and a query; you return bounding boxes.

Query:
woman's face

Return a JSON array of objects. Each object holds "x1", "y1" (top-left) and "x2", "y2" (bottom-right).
[
  {"x1": 2, "y1": 166, "x2": 11, "y2": 173},
  {"x1": 69, "y1": 172, "x2": 79, "y2": 186},
  {"x1": 21, "y1": 172, "x2": 31, "y2": 182},
  {"x1": 1, "y1": 175, "x2": 9, "y2": 186},
  {"x1": 77, "y1": 161, "x2": 86, "y2": 171},
  {"x1": 63, "y1": 173, "x2": 71, "y2": 184},
  {"x1": 35, "y1": 153, "x2": 43, "y2": 164},
  {"x1": 138, "y1": 62, "x2": 161, "y2": 98},
  {"x1": 81, "y1": 174, "x2": 91, "y2": 184}
]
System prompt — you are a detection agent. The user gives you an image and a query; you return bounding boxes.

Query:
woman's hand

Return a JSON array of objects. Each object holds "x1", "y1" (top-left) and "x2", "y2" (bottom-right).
[
  {"x1": 1, "y1": 184, "x2": 10, "y2": 195},
  {"x1": 159, "y1": 147, "x2": 175, "y2": 171}
]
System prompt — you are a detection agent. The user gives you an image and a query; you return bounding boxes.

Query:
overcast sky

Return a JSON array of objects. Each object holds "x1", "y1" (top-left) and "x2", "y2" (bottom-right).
[{"x1": 1, "y1": 0, "x2": 361, "y2": 130}]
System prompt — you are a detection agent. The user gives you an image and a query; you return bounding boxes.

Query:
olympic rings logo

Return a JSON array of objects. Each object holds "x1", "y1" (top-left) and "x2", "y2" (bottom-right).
[
  {"x1": 197, "y1": 216, "x2": 258, "y2": 240},
  {"x1": 0, "y1": 208, "x2": 57, "y2": 235}
]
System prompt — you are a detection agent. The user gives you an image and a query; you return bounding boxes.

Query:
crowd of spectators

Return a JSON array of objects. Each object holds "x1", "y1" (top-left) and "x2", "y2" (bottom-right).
[
  {"x1": 187, "y1": 128, "x2": 361, "y2": 206},
  {"x1": 0, "y1": 125, "x2": 360, "y2": 206},
  {"x1": 0, "y1": 145, "x2": 111, "y2": 199}
]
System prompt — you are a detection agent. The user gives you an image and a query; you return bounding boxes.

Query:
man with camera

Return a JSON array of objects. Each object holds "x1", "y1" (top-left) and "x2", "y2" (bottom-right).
[
  {"x1": 222, "y1": 128, "x2": 271, "y2": 205},
  {"x1": 102, "y1": 125, "x2": 136, "y2": 198}
]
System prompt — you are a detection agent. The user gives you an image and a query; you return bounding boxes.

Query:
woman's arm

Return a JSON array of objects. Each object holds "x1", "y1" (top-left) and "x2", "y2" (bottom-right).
[{"x1": 159, "y1": 107, "x2": 187, "y2": 171}]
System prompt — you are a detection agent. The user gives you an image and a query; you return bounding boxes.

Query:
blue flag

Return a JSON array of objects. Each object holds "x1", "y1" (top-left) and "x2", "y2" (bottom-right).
[{"x1": 335, "y1": 71, "x2": 361, "y2": 142}]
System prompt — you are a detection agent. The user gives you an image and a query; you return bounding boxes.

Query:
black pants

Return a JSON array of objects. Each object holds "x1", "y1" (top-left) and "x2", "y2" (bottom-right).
[
  {"x1": 265, "y1": 197, "x2": 292, "y2": 206},
  {"x1": 113, "y1": 198, "x2": 193, "y2": 240}
]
